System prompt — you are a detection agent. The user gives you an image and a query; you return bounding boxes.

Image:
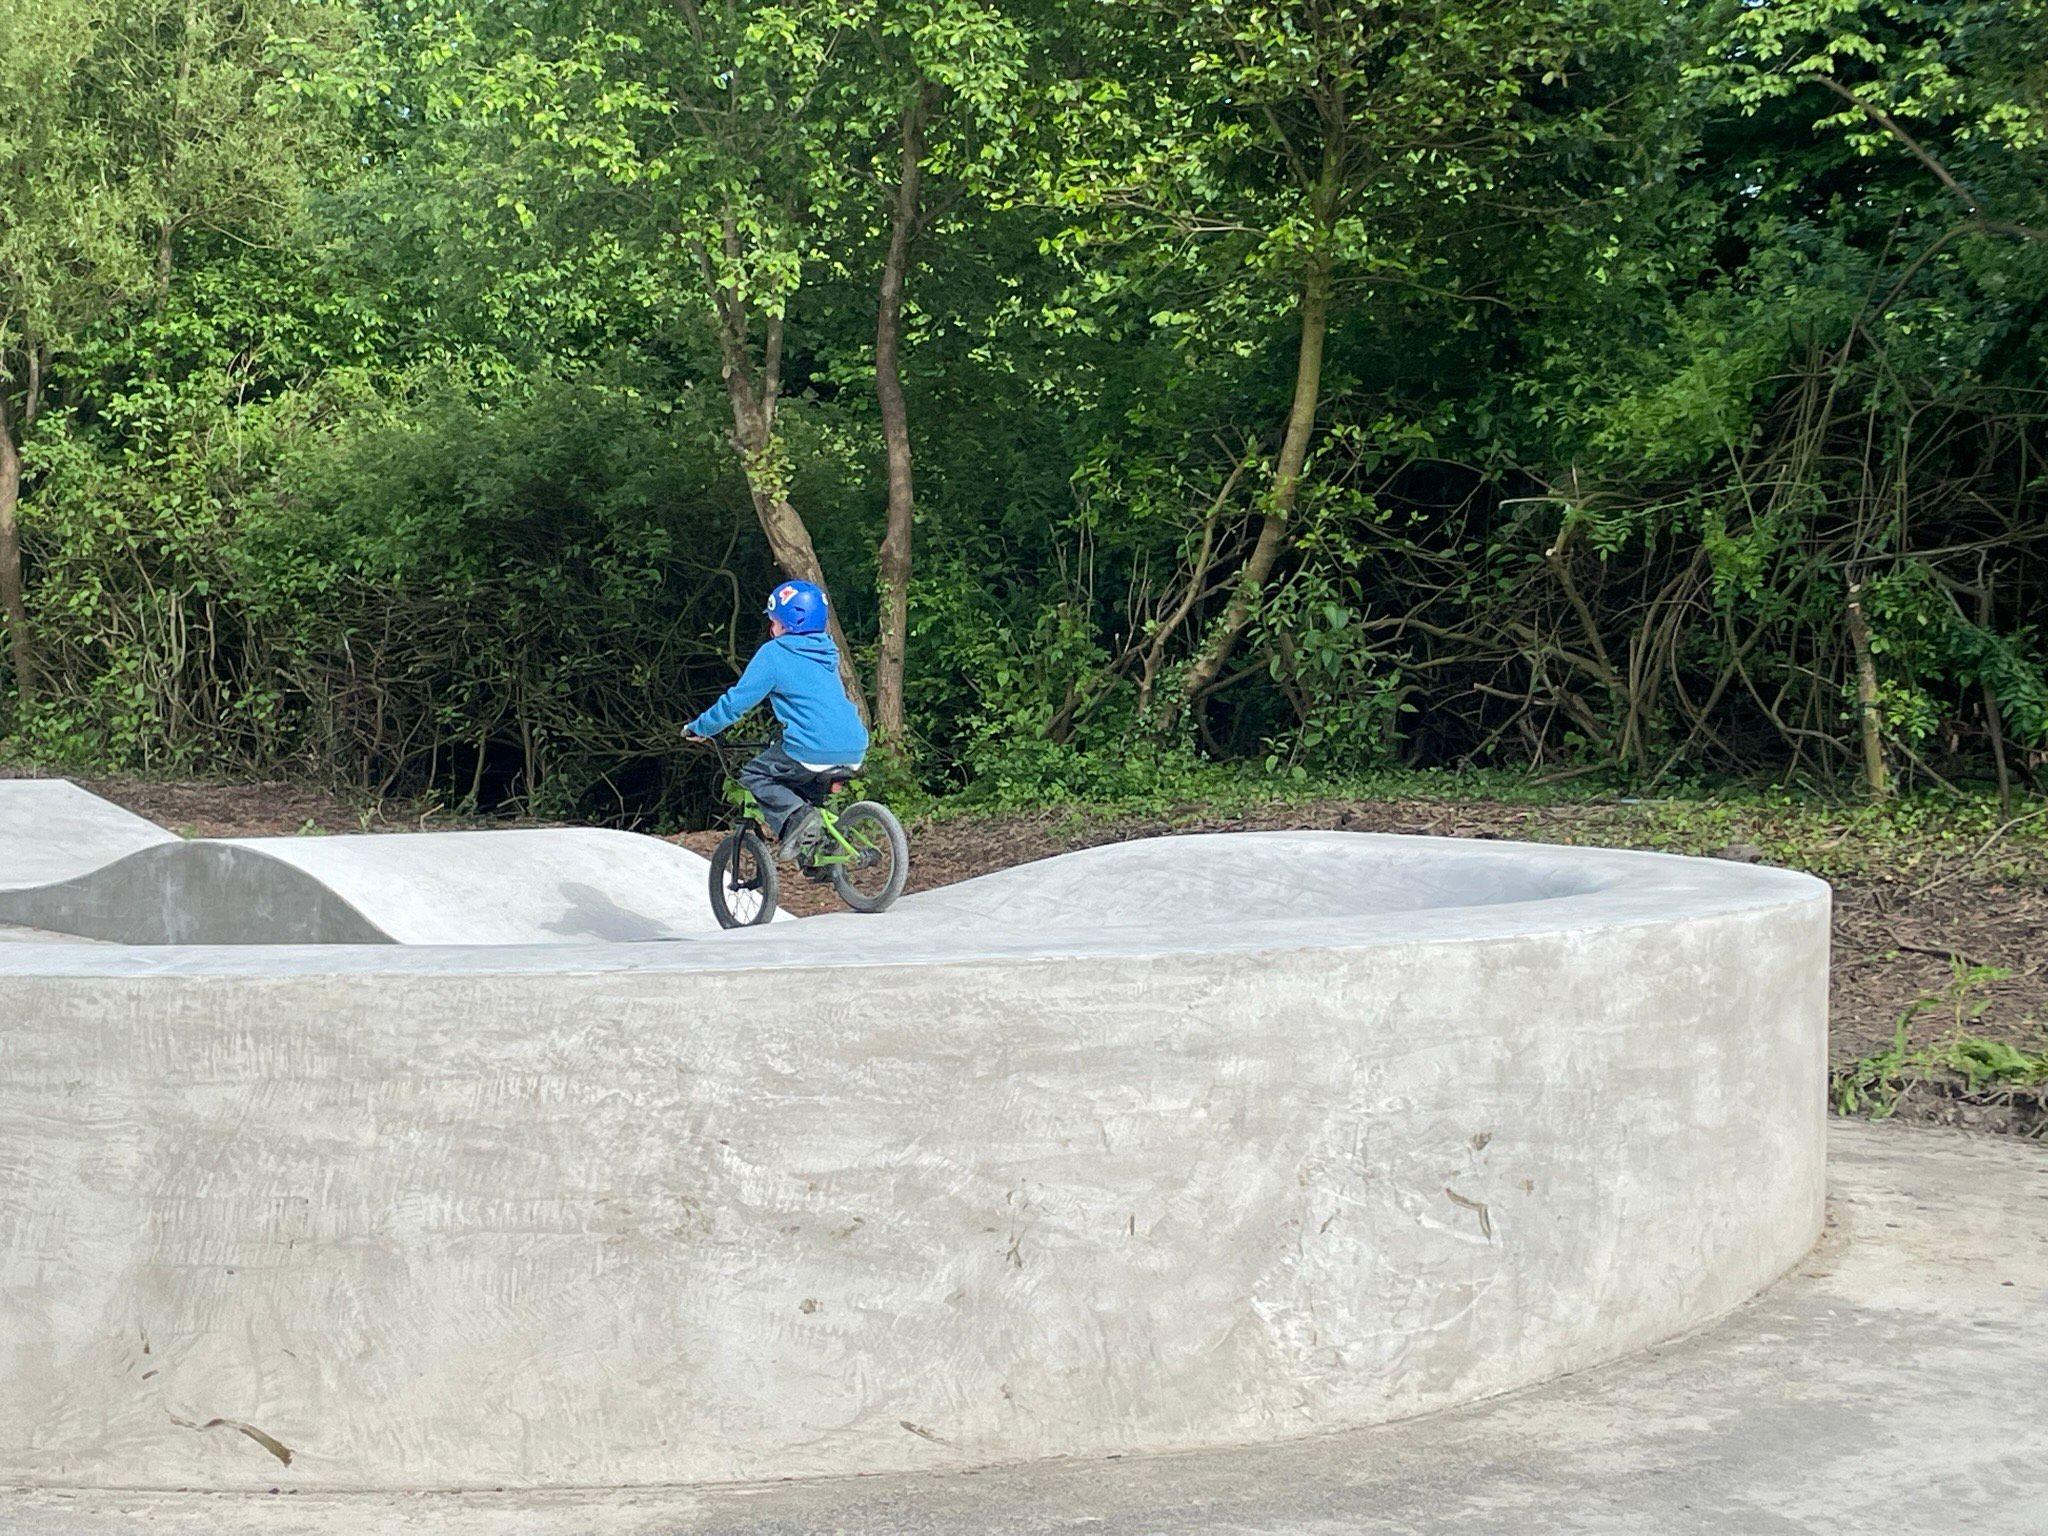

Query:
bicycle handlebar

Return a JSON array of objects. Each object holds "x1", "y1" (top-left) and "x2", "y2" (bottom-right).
[{"x1": 681, "y1": 733, "x2": 770, "y2": 777}]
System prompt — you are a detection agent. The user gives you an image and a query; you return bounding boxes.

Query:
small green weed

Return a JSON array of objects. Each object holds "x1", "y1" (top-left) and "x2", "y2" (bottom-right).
[{"x1": 1833, "y1": 959, "x2": 2045, "y2": 1116}]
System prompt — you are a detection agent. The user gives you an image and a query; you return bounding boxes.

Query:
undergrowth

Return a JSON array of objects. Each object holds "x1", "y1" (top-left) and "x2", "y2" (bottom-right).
[
  {"x1": 920, "y1": 756, "x2": 2048, "y2": 882},
  {"x1": 1833, "y1": 960, "x2": 2048, "y2": 1116}
]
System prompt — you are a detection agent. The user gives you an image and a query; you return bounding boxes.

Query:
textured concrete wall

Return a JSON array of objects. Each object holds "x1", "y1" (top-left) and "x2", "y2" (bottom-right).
[{"x1": 0, "y1": 835, "x2": 1829, "y2": 1490}]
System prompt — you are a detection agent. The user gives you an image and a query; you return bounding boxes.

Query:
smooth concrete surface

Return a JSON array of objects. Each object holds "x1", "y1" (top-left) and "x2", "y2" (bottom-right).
[
  {"x1": 0, "y1": 779, "x2": 177, "y2": 890},
  {"x1": 0, "y1": 827, "x2": 733, "y2": 944},
  {"x1": 0, "y1": 781, "x2": 1832, "y2": 1492},
  {"x1": 6, "y1": 1122, "x2": 2031, "y2": 1536}
]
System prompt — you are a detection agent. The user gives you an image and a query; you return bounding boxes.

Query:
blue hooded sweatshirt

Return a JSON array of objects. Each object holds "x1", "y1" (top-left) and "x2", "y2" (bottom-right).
[{"x1": 689, "y1": 632, "x2": 869, "y2": 765}]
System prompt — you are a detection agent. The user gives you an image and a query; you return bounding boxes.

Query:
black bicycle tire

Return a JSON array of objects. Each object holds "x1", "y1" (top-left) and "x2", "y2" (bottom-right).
[
  {"x1": 828, "y1": 802, "x2": 909, "y2": 913},
  {"x1": 709, "y1": 829, "x2": 779, "y2": 928}
]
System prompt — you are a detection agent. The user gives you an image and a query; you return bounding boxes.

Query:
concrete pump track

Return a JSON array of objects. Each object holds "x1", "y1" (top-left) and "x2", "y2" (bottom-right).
[{"x1": 12, "y1": 775, "x2": 2002, "y2": 1524}]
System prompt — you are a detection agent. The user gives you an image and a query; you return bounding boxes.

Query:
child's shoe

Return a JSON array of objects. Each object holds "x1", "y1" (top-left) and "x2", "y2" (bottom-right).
[{"x1": 775, "y1": 808, "x2": 821, "y2": 865}]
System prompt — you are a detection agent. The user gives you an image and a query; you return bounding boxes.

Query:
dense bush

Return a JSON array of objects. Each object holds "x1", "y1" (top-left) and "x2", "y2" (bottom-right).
[{"x1": 19, "y1": 364, "x2": 811, "y2": 820}]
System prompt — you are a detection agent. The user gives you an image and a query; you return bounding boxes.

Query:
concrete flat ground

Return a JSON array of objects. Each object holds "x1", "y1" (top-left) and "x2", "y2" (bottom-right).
[{"x1": 8, "y1": 1121, "x2": 2040, "y2": 1536}]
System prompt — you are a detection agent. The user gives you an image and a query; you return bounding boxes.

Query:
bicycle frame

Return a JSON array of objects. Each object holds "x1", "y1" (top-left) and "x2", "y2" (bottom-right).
[
  {"x1": 692, "y1": 731, "x2": 907, "y2": 923},
  {"x1": 730, "y1": 792, "x2": 871, "y2": 868},
  {"x1": 709, "y1": 745, "x2": 872, "y2": 870},
  {"x1": 804, "y1": 806, "x2": 870, "y2": 867}
]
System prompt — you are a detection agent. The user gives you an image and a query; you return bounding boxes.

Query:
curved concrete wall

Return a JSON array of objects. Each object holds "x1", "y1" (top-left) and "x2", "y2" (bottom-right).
[
  {"x1": 0, "y1": 841, "x2": 392, "y2": 944},
  {"x1": 0, "y1": 832, "x2": 1830, "y2": 1491}
]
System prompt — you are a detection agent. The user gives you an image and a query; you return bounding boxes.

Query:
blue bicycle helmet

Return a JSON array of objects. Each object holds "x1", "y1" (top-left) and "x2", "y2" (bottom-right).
[{"x1": 764, "y1": 579, "x2": 830, "y2": 635}]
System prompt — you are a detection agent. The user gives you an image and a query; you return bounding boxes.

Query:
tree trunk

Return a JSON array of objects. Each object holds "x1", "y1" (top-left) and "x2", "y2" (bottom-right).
[
  {"x1": 1175, "y1": 253, "x2": 1333, "y2": 717},
  {"x1": 695, "y1": 217, "x2": 871, "y2": 726},
  {"x1": 1844, "y1": 582, "x2": 1889, "y2": 800},
  {"x1": 1136, "y1": 452, "x2": 1247, "y2": 717},
  {"x1": 872, "y1": 87, "x2": 932, "y2": 761},
  {"x1": 0, "y1": 390, "x2": 33, "y2": 708},
  {"x1": 719, "y1": 362, "x2": 873, "y2": 726},
  {"x1": 1978, "y1": 585, "x2": 2013, "y2": 817}
]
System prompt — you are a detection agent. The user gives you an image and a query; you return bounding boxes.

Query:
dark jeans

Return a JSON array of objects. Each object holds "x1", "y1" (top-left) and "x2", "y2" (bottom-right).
[{"x1": 740, "y1": 743, "x2": 860, "y2": 837}]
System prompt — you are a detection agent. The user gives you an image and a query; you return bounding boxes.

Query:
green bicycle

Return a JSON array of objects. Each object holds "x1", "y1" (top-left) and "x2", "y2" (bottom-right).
[{"x1": 699, "y1": 740, "x2": 909, "y2": 928}]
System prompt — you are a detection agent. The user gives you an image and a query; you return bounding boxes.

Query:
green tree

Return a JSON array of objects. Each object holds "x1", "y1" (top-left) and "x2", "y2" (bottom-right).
[
  {"x1": 381, "y1": 0, "x2": 883, "y2": 714},
  {"x1": 3, "y1": 0, "x2": 2042, "y2": 808},
  {"x1": 848, "y1": 1, "x2": 1033, "y2": 756},
  {"x1": 0, "y1": 0, "x2": 341, "y2": 713},
  {"x1": 1045, "y1": 0, "x2": 1659, "y2": 726}
]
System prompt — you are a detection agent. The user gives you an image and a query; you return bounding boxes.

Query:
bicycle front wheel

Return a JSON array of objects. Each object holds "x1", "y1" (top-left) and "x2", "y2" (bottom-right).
[
  {"x1": 828, "y1": 802, "x2": 909, "y2": 913},
  {"x1": 709, "y1": 829, "x2": 779, "y2": 928}
]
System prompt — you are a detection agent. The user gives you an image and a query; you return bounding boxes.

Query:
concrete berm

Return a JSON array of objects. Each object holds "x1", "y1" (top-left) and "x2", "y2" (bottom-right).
[{"x1": 0, "y1": 783, "x2": 1831, "y2": 1491}]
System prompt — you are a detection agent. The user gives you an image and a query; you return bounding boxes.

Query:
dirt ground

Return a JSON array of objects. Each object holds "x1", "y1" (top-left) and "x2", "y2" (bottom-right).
[{"x1": 13, "y1": 767, "x2": 2045, "y2": 1137}]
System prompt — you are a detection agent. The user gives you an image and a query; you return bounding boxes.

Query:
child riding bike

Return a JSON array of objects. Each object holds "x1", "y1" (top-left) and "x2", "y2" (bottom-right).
[{"x1": 684, "y1": 579, "x2": 869, "y2": 864}]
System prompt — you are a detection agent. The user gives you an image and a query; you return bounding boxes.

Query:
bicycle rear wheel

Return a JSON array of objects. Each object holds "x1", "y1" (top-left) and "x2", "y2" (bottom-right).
[
  {"x1": 709, "y1": 829, "x2": 779, "y2": 928},
  {"x1": 828, "y1": 802, "x2": 909, "y2": 913}
]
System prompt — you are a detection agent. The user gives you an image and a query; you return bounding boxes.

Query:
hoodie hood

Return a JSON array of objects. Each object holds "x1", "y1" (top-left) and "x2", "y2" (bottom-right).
[{"x1": 779, "y1": 631, "x2": 839, "y2": 661}]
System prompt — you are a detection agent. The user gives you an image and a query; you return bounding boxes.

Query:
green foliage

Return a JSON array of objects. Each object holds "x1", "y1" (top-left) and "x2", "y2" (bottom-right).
[
  {"x1": 1861, "y1": 563, "x2": 2048, "y2": 749},
  {"x1": 16, "y1": 361, "x2": 793, "y2": 821},
  {"x1": 1834, "y1": 958, "x2": 2045, "y2": 1116},
  {"x1": 3, "y1": 0, "x2": 2045, "y2": 820},
  {"x1": 0, "y1": 0, "x2": 345, "y2": 358},
  {"x1": 237, "y1": 373, "x2": 773, "y2": 816}
]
